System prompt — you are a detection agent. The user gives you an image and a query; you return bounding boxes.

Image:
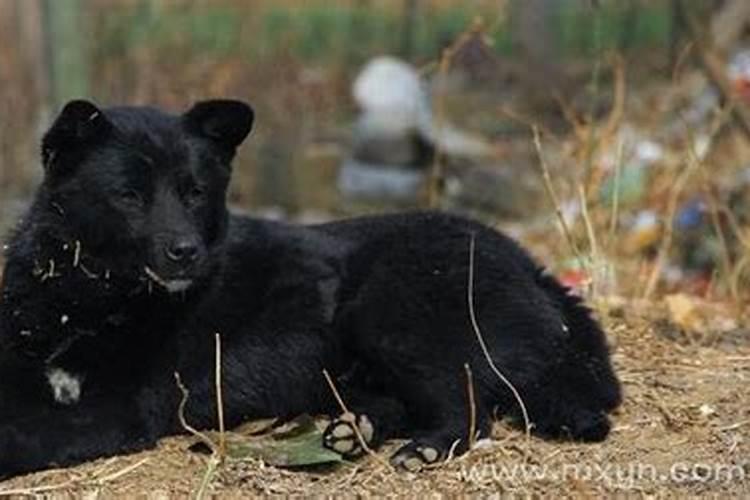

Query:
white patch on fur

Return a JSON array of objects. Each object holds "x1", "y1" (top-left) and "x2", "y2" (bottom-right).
[
  {"x1": 144, "y1": 267, "x2": 193, "y2": 294},
  {"x1": 47, "y1": 368, "x2": 82, "y2": 405},
  {"x1": 164, "y1": 279, "x2": 193, "y2": 293}
]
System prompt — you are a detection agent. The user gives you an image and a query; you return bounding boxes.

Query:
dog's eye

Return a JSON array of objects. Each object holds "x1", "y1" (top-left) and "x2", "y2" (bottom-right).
[
  {"x1": 185, "y1": 186, "x2": 207, "y2": 206},
  {"x1": 117, "y1": 189, "x2": 143, "y2": 207}
]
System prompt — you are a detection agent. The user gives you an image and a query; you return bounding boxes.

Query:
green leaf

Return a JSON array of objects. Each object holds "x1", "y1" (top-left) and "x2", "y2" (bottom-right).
[{"x1": 222, "y1": 416, "x2": 342, "y2": 467}]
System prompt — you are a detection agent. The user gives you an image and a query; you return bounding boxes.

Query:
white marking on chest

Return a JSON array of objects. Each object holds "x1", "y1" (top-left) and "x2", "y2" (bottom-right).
[
  {"x1": 47, "y1": 368, "x2": 83, "y2": 405},
  {"x1": 164, "y1": 279, "x2": 193, "y2": 293}
]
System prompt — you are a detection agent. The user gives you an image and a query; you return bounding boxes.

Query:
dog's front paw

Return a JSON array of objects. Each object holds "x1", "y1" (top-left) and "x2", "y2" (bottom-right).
[
  {"x1": 323, "y1": 412, "x2": 374, "y2": 459},
  {"x1": 390, "y1": 440, "x2": 443, "y2": 472}
]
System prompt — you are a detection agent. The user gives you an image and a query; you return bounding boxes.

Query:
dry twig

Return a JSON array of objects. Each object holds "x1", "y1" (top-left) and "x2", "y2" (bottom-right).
[
  {"x1": 532, "y1": 126, "x2": 587, "y2": 272},
  {"x1": 321, "y1": 368, "x2": 387, "y2": 466},
  {"x1": 466, "y1": 234, "x2": 532, "y2": 449},
  {"x1": 681, "y1": 3, "x2": 750, "y2": 139},
  {"x1": 174, "y1": 371, "x2": 221, "y2": 500},
  {"x1": 426, "y1": 17, "x2": 486, "y2": 207},
  {"x1": 464, "y1": 363, "x2": 477, "y2": 449},
  {"x1": 215, "y1": 333, "x2": 226, "y2": 459}
]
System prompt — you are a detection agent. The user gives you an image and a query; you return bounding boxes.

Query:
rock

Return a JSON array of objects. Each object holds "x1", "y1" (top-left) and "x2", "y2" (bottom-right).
[
  {"x1": 338, "y1": 158, "x2": 424, "y2": 201},
  {"x1": 340, "y1": 56, "x2": 493, "y2": 202}
]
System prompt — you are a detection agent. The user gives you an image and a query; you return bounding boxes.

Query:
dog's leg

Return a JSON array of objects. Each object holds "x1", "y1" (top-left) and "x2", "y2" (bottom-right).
[{"x1": 388, "y1": 378, "x2": 493, "y2": 472}]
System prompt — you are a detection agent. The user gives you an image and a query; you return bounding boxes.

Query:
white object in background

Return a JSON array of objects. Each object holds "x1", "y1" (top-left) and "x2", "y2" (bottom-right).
[
  {"x1": 353, "y1": 56, "x2": 427, "y2": 134},
  {"x1": 352, "y1": 56, "x2": 491, "y2": 159}
]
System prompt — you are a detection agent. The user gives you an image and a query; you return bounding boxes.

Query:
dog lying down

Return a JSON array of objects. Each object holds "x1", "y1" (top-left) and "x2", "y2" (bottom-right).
[{"x1": 0, "y1": 99, "x2": 621, "y2": 478}]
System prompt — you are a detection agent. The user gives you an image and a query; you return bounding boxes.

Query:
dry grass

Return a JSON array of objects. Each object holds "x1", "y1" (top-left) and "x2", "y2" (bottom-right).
[
  {"x1": 1, "y1": 4, "x2": 748, "y2": 496},
  {"x1": 1, "y1": 301, "x2": 747, "y2": 498}
]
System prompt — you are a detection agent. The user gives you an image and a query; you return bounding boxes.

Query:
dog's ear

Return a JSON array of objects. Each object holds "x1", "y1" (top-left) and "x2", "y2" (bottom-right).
[
  {"x1": 42, "y1": 100, "x2": 112, "y2": 174},
  {"x1": 183, "y1": 99, "x2": 254, "y2": 149}
]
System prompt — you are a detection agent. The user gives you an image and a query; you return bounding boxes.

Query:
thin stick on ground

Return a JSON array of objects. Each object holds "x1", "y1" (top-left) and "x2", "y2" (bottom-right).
[
  {"x1": 174, "y1": 372, "x2": 221, "y2": 500},
  {"x1": 215, "y1": 333, "x2": 226, "y2": 459},
  {"x1": 195, "y1": 456, "x2": 220, "y2": 500},
  {"x1": 464, "y1": 363, "x2": 477, "y2": 449},
  {"x1": 174, "y1": 372, "x2": 217, "y2": 453},
  {"x1": 466, "y1": 234, "x2": 532, "y2": 449},
  {"x1": 0, "y1": 459, "x2": 149, "y2": 497},
  {"x1": 94, "y1": 458, "x2": 150, "y2": 484},
  {"x1": 321, "y1": 368, "x2": 387, "y2": 466},
  {"x1": 0, "y1": 479, "x2": 79, "y2": 497}
]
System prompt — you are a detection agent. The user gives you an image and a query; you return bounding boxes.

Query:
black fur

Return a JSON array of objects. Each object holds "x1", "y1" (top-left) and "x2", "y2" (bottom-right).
[{"x1": 0, "y1": 100, "x2": 620, "y2": 478}]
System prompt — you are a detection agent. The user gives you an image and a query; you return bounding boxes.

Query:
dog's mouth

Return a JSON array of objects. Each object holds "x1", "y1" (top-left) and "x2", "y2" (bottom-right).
[{"x1": 144, "y1": 266, "x2": 194, "y2": 294}]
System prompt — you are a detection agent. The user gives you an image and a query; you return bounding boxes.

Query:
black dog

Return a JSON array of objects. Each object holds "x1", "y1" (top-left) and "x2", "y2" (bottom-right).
[{"x1": 0, "y1": 99, "x2": 620, "y2": 478}]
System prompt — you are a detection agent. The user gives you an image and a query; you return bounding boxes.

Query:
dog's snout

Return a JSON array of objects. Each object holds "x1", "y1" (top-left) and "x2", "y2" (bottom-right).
[{"x1": 165, "y1": 237, "x2": 200, "y2": 263}]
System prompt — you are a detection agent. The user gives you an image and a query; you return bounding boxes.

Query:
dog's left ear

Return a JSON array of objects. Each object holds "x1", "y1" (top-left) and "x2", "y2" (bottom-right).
[
  {"x1": 183, "y1": 99, "x2": 255, "y2": 149},
  {"x1": 42, "y1": 100, "x2": 112, "y2": 174}
]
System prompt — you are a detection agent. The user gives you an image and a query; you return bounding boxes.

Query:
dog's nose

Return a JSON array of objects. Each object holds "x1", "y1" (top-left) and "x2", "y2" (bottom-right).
[{"x1": 165, "y1": 238, "x2": 200, "y2": 263}]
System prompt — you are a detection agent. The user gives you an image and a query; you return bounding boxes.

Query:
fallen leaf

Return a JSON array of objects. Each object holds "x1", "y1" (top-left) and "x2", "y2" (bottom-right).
[
  {"x1": 220, "y1": 416, "x2": 342, "y2": 467},
  {"x1": 664, "y1": 293, "x2": 739, "y2": 340}
]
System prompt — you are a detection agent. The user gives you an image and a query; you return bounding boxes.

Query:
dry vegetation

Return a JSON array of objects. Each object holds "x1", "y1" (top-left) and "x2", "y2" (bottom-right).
[
  {"x1": 1, "y1": 0, "x2": 749, "y2": 497},
  {"x1": 0, "y1": 301, "x2": 747, "y2": 497}
]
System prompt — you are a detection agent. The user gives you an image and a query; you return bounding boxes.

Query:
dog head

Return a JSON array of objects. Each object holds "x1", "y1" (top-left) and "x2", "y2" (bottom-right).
[{"x1": 39, "y1": 99, "x2": 254, "y2": 293}]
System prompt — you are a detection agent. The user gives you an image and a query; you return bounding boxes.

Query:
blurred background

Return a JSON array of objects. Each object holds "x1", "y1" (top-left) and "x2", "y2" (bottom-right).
[{"x1": 1, "y1": 0, "x2": 749, "y2": 300}]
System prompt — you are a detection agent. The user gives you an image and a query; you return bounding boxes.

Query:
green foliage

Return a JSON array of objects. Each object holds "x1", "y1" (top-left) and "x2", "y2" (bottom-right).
[
  {"x1": 93, "y1": 2, "x2": 675, "y2": 66},
  {"x1": 96, "y1": 2, "x2": 244, "y2": 57},
  {"x1": 558, "y1": 1, "x2": 672, "y2": 56},
  {"x1": 45, "y1": 0, "x2": 89, "y2": 106},
  {"x1": 412, "y1": 7, "x2": 472, "y2": 57}
]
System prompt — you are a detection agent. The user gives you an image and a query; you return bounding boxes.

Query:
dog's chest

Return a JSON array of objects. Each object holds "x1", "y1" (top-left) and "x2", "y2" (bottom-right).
[{"x1": 8, "y1": 307, "x2": 164, "y2": 407}]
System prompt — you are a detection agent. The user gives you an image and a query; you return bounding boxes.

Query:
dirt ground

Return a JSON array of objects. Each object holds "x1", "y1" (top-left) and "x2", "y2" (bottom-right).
[{"x1": 0, "y1": 299, "x2": 747, "y2": 498}]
